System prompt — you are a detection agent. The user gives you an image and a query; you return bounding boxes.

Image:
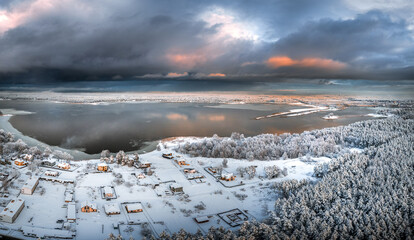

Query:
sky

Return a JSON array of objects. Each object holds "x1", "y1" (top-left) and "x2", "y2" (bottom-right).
[{"x1": 0, "y1": 0, "x2": 413, "y2": 87}]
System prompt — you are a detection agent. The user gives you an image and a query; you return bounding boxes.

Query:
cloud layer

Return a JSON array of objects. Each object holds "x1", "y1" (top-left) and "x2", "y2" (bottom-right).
[{"x1": 0, "y1": 0, "x2": 413, "y2": 82}]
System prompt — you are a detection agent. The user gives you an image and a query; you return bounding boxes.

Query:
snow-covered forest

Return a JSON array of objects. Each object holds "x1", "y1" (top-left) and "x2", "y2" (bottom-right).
[
  {"x1": 163, "y1": 108, "x2": 414, "y2": 239},
  {"x1": 177, "y1": 114, "x2": 413, "y2": 161}
]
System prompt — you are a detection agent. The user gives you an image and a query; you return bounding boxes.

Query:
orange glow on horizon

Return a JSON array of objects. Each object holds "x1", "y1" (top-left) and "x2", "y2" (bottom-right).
[
  {"x1": 166, "y1": 72, "x2": 188, "y2": 78},
  {"x1": 208, "y1": 73, "x2": 226, "y2": 77},
  {"x1": 267, "y1": 56, "x2": 346, "y2": 70}
]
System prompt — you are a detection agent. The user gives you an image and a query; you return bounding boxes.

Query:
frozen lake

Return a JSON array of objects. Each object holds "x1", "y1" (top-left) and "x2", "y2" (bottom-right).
[{"x1": 0, "y1": 100, "x2": 375, "y2": 154}]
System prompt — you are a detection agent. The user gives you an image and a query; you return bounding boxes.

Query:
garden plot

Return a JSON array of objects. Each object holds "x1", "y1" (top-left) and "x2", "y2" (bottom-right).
[
  {"x1": 120, "y1": 202, "x2": 147, "y2": 224},
  {"x1": 194, "y1": 214, "x2": 232, "y2": 233},
  {"x1": 217, "y1": 209, "x2": 249, "y2": 227}
]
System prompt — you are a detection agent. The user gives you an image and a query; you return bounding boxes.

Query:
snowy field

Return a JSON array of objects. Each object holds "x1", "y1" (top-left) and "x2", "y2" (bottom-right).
[{"x1": 0, "y1": 138, "x2": 338, "y2": 240}]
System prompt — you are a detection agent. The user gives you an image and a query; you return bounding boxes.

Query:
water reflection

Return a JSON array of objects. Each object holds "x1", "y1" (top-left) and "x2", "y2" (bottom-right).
[{"x1": 1, "y1": 101, "x2": 375, "y2": 154}]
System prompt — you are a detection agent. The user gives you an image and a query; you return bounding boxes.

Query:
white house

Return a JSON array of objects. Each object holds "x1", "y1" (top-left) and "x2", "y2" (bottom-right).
[
  {"x1": 21, "y1": 177, "x2": 40, "y2": 195},
  {"x1": 0, "y1": 198, "x2": 25, "y2": 223},
  {"x1": 104, "y1": 203, "x2": 120, "y2": 215}
]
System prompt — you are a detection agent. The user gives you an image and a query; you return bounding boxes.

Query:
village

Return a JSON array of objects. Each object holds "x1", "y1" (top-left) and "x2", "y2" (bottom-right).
[{"x1": 0, "y1": 140, "x2": 331, "y2": 240}]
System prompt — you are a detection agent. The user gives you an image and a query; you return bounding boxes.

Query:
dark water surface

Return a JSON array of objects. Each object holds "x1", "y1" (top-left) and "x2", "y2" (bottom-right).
[{"x1": 1, "y1": 100, "x2": 375, "y2": 154}]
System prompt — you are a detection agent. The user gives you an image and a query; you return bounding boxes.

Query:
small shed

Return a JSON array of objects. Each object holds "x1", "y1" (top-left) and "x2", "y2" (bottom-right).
[
  {"x1": 183, "y1": 168, "x2": 197, "y2": 173},
  {"x1": 140, "y1": 162, "x2": 151, "y2": 168},
  {"x1": 170, "y1": 183, "x2": 183, "y2": 193},
  {"x1": 137, "y1": 173, "x2": 146, "y2": 179},
  {"x1": 195, "y1": 216, "x2": 209, "y2": 223},
  {"x1": 162, "y1": 153, "x2": 174, "y2": 159}
]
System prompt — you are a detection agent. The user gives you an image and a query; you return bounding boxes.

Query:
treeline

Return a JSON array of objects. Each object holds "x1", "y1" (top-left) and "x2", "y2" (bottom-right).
[
  {"x1": 176, "y1": 117, "x2": 413, "y2": 160},
  {"x1": 0, "y1": 129, "x2": 73, "y2": 161}
]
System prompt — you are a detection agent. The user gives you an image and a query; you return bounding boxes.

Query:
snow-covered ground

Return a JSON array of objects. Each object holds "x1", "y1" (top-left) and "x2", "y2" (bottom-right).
[{"x1": 0, "y1": 139, "x2": 340, "y2": 240}]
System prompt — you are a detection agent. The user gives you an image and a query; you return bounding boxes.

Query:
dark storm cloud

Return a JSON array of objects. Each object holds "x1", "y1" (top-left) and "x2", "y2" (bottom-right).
[{"x1": 0, "y1": 0, "x2": 413, "y2": 83}]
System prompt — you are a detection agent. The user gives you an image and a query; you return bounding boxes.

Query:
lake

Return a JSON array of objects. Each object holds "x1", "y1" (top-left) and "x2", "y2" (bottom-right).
[{"x1": 0, "y1": 100, "x2": 375, "y2": 154}]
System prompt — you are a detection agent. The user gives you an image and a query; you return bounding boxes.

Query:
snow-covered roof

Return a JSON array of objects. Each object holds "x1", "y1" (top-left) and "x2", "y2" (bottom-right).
[
  {"x1": 104, "y1": 203, "x2": 120, "y2": 214},
  {"x1": 67, "y1": 203, "x2": 76, "y2": 220},
  {"x1": 221, "y1": 173, "x2": 233, "y2": 178},
  {"x1": 125, "y1": 203, "x2": 143, "y2": 211},
  {"x1": 15, "y1": 159, "x2": 25, "y2": 163},
  {"x1": 22, "y1": 177, "x2": 39, "y2": 189},
  {"x1": 65, "y1": 193, "x2": 73, "y2": 202},
  {"x1": 103, "y1": 186, "x2": 113, "y2": 194},
  {"x1": 58, "y1": 162, "x2": 70, "y2": 168},
  {"x1": 81, "y1": 201, "x2": 97, "y2": 209},
  {"x1": 44, "y1": 170, "x2": 58, "y2": 175},
  {"x1": 195, "y1": 216, "x2": 209, "y2": 223},
  {"x1": 1, "y1": 198, "x2": 24, "y2": 218},
  {"x1": 170, "y1": 183, "x2": 182, "y2": 189},
  {"x1": 97, "y1": 162, "x2": 107, "y2": 167}
]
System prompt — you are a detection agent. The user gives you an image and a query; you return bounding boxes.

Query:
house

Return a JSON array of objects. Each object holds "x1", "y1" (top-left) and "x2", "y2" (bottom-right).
[
  {"x1": 136, "y1": 173, "x2": 146, "y2": 179},
  {"x1": 170, "y1": 183, "x2": 183, "y2": 193},
  {"x1": 104, "y1": 203, "x2": 120, "y2": 215},
  {"x1": 97, "y1": 162, "x2": 108, "y2": 172},
  {"x1": 183, "y1": 168, "x2": 197, "y2": 173},
  {"x1": 162, "y1": 153, "x2": 174, "y2": 159},
  {"x1": 221, "y1": 173, "x2": 236, "y2": 181},
  {"x1": 57, "y1": 162, "x2": 71, "y2": 170},
  {"x1": 0, "y1": 198, "x2": 25, "y2": 223},
  {"x1": 14, "y1": 159, "x2": 26, "y2": 166},
  {"x1": 176, "y1": 160, "x2": 189, "y2": 166},
  {"x1": 44, "y1": 170, "x2": 58, "y2": 177},
  {"x1": 103, "y1": 186, "x2": 114, "y2": 198},
  {"x1": 125, "y1": 203, "x2": 143, "y2": 213},
  {"x1": 21, "y1": 177, "x2": 40, "y2": 195},
  {"x1": 208, "y1": 167, "x2": 219, "y2": 173},
  {"x1": 194, "y1": 216, "x2": 209, "y2": 224},
  {"x1": 67, "y1": 203, "x2": 76, "y2": 222},
  {"x1": 81, "y1": 201, "x2": 97, "y2": 212},
  {"x1": 140, "y1": 162, "x2": 151, "y2": 168}
]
